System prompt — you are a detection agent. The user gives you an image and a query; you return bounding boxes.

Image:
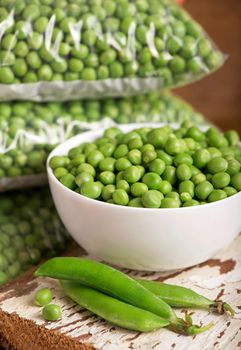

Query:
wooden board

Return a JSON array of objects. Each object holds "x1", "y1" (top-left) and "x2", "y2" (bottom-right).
[{"x1": 0, "y1": 236, "x2": 241, "y2": 350}]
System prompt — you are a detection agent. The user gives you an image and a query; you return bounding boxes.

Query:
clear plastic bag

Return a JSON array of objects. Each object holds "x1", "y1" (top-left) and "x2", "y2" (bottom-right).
[
  {"x1": 0, "y1": 0, "x2": 224, "y2": 101},
  {"x1": 0, "y1": 91, "x2": 209, "y2": 192},
  {"x1": 0, "y1": 187, "x2": 69, "y2": 286}
]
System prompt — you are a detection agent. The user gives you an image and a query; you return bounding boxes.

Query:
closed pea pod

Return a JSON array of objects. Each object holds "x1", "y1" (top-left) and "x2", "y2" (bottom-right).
[
  {"x1": 61, "y1": 281, "x2": 170, "y2": 332},
  {"x1": 135, "y1": 279, "x2": 234, "y2": 315}
]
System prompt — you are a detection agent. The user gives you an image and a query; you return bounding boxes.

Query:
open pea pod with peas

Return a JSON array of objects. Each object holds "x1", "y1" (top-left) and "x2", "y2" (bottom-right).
[
  {"x1": 0, "y1": 0, "x2": 224, "y2": 101},
  {"x1": 35, "y1": 257, "x2": 234, "y2": 334},
  {"x1": 0, "y1": 91, "x2": 207, "y2": 192}
]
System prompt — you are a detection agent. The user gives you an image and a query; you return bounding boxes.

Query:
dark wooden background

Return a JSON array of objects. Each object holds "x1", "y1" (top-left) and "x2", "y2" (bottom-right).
[{"x1": 175, "y1": 0, "x2": 241, "y2": 133}]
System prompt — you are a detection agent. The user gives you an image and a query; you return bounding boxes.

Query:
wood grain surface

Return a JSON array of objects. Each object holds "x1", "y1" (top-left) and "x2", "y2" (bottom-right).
[
  {"x1": 0, "y1": 235, "x2": 240, "y2": 350},
  {"x1": 175, "y1": 0, "x2": 241, "y2": 133}
]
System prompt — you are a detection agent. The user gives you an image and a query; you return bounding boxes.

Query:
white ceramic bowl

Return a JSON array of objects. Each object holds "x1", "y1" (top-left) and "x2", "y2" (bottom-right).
[{"x1": 47, "y1": 124, "x2": 241, "y2": 271}]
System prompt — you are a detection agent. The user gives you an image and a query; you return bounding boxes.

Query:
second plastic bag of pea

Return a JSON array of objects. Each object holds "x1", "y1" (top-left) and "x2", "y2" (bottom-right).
[
  {"x1": 0, "y1": 188, "x2": 69, "y2": 286},
  {"x1": 0, "y1": 91, "x2": 208, "y2": 192},
  {"x1": 0, "y1": 0, "x2": 224, "y2": 101}
]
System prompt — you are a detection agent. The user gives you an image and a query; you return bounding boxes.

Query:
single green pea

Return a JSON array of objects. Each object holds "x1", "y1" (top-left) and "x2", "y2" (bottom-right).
[
  {"x1": 114, "y1": 144, "x2": 129, "y2": 159},
  {"x1": 157, "y1": 150, "x2": 173, "y2": 166},
  {"x1": 224, "y1": 130, "x2": 240, "y2": 147},
  {"x1": 50, "y1": 156, "x2": 69, "y2": 170},
  {"x1": 162, "y1": 166, "x2": 177, "y2": 185},
  {"x1": 112, "y1": 189, "x2": 129, "y2": 206},
  {"x1": 211, "y1": 172, "x2": 230, "y2": 189},
  {"x1": 128, "y1": 198, "x2": 144, "y2": 208},
  {"x1": 87, "y1": 150, "x2": 104, "y2": 167},
  {"x1": 208, "y1": 190, "x2": 227, "y2": 203},
  {"x1": 195, "y1": 181, "x2": 214, "y2": 200},
  {"x1": 224, "y1": 186, "x2": 237, "y2": 197},
  {"x1": 116, "y1": 180, "x2": 130, "y2": 193},
  {"x1": 60, "y1": 174, "x2": 76, "y2": 190},
  {"x1": 207, "y1": 157, "x2": 228, "y2": 174},
  {"x1": 128, "y1": 150, "x2": 142, "y2": 165},
  {"x1": 75, "y1": 172, "x2": 94, "y2": 187},
  {"x1": 99, "y1": 143, "x2": 115, "y2": 158},
  {"x1": 123, "y1": 166, "x2": 142, "y2": 184},
  {"x1": 159, "y1": 180, "x2": 172, "y2": 195},
  {"x1": 174, "y1": 153, "x2": 193, "y2": 167},
  {"x1": 176, "y1": 164, "x2": 192, "y2": 181},
  {"x1": 102, "y1": 185, "x2": 115, "y2": 201},
  {"x1": 142, "y1": 149, "x2": 157, "y2": 164},
  {"x1": 42, "y1": 304, "x2": 62, "y2": 321},
  {"x1": 149, "y1": 159, "x2": 165, "y2": 175},
  {"x1": 191, "y1": 173, "x2": 206, "y2": 186},
  {"x1": 131, "y1": 182, "x2": 148, "y2": 197},
  {"x1": 231, "y1": 173, "x2": 241, "y2": 191},
  {"x1": 35, "y1": 288, "x2": 53, "y2": 306},
  {"x1": 142, "y1": 172, "x2": 162, "y2": 190},
  {"x1": 115, "y1": 158, "x2": 132, "y2": 172},
  {"x1": 180, "y1": 192, "x2": 192, "y2": 202},
  {"x1": 165, "y1": 138, "x2": 186, "y2": 156},
  {"x1": 142, "y1": 190, "x2": 163, "y2": 208},
  {"x1": 77, "y1": 163, "x2": 96, "y2": 177},
  {"x1": 99, "y1": 171, "x2": 115, "y2": 185},
  {"x1": 183, "y1": 199, "x2": 200, "y2": 207},
  {"x1": 193, "y1": 149, "x2": 211, "y2": 169},
  {"x1": 161, "y1": 198, "x2": 180, "y2": 209},
  {"x1": 226, "y1": 159, "x2": 240, "y2": 176},
  {"x1": 99, "y1": 157, "x2": 116, "y2": 172},
  {"x1": 81, "y1": 182, "x2": 102, "y2": 199}
]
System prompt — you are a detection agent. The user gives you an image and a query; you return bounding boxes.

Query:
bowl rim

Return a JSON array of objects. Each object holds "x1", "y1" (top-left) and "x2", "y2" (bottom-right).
[{"x1": 47, "y1": 123, "x2": 241, "y2": 212}]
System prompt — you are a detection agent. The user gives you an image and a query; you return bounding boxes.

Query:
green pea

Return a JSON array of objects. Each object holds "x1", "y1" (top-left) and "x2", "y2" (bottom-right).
[
  {"x1": 114, "y1": 144, "x2": 129, "y2": 159},
  {"x1": 224, "y1": 130, "x2": 240, "y2": 147},
  {"x1": 123, "y1": 166, "x2": 142, "y2": 184},
  {"x1": 159, "y1": 180, "x2": 172, "y2": 195},
  {"x1": 35, "y1": 288, "x2": 53, "y2": 306},
  {"x1": 42, "y1": 304, "x2": 62, "y2": 321},
  {"x1": 128, "y1": 150, "x2": 142, "y2": 165},
  {"x1": 191, "y1": 173, "x2": 206, "y2": 186},
  {"x1": 195, "y1": 181, "x2": 214, "y2": 200},
  {"x1": 176, "y1": 164, "x2": 192, "y2": 181},
  {"x1": 75, "y1": 172, "x2": 94, "y2": 187},
  {"x1": 165, "y1": 138, "x2": 186, "y2": 155},
  {"x1": 112, "y1": 189, "x2": 129, "y2": 206},
  {"x1": 142, "y1": 172, "x2": 162, "y2": 190},
  {"x1": 226, "y1": 159, "x2": 240, "y2": 176},
  {"x1": 180, "y1": 192, "x2": 192, "y2": 203},
  {"x1": 99, "y1": 157, "x2": 116, "y2": 172},
  {"x1": 87, "y1": 150, "x2": 104, "y2": 167},
  {"x1": 128, "y1": 198, "x2": 144, "y2": 208},
  {"x1": 193, "y1": 149, "x2": 211, "y2": 169},
  {"x1": 161, "y1": 198, "x2": 180, "y2": 208},
  {"x1": 211, "y1": 172, "x2": 230, "y2": 189},
  {"x1": 116, "y1": 180, "x2": 130, "y2": 193},
  {"x1": 186, "y1": 127, "x2": 205, "y2": 142},
  {"x1": 142, "y1": 190, "x2": 163, "y2": 208},
  {"x1": 102, "y1": 184, "x2": 115, "y2": 201},
  {"x1": 81, "y1": 181, "x2": 102, "y2": 199},
  {"x1": 162, "y1": 166, "x2": 176, "y2": 185},
  {"x1": 99, "y1": 171, "x2": 115, "y2": 185},
  {"x1": 157, "y1": 150, "x2": 173, "y2": 166},
  {"x1": 0, "y1": 67, "x2": 15, "y2": 84},
  {"x1": 149, "y1": 159, "x2": 165, "y2": 175},
  {"x1": 231, "y1": 173, "x2": 241, "y2": 191},
  {"x1": 131, "y1": 182, "x2": 148, "y2": 197},
  {"x1": 224, "y1": 186, "x2": 237, "y2": 197},
  {"x1": 60, "y1": 173, "x2": 76, "y2": 190},
  {"x1": 142, "y1": 149, "x2": 157, "y2": 164},
  {"x1": 77, "y1": 163, "x2": 96, "y2": 177},
  {"x1": 208, "y1": 190, "x2": 227, "y2": 203},
  {"x1": 207, "y1": 157, "x2": 228, "y2": 174},
  {"x1": 183, "y1": 199, "x2": 200, "y2": 207},
  {"x1": 115, "y1": 158, "x2": 132, "y2": 171},
  {"x1": 174, "y1": 153, "x2": 193, "y2": 166}
]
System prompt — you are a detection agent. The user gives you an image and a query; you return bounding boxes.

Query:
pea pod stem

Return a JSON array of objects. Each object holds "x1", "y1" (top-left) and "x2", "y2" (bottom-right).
[
  {"x1": 61, "y1": 281, "x2": 170, "y2": 332},
  {"x1": 36, "y1": 257, "x2": 212, "y2": 335},
  {"x1": 135, "y1": 278, "x2": 234, "y2": 316}
]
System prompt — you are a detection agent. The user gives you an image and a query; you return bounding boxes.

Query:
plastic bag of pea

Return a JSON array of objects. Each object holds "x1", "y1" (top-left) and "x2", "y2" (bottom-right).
[
  {"x1": 0, "y1": 91, "x2": 209, "y2": 192},
  {"x1": 0, "y1": 0, "x2": 224, "y2": 101},
  {"x1": 0, "y1": 187, "x2": 69, "y2": 286}
]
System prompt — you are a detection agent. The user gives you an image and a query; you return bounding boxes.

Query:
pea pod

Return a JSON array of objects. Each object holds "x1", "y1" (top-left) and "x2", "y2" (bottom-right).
[
  {"x1": 36, "y1": 258, "x2": 212, "y2": 335},
  {"x1": 61, "y1": 281, "x2": 170, "y2": 332},
  {"x1": 135, "y1": 279, "x2": 234, "y2": 316}
]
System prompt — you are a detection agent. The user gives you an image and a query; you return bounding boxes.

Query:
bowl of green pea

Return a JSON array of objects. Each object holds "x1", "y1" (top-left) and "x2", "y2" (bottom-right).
[{"x1": 47, "y1": 123, "x2": 241, "y2": 271}]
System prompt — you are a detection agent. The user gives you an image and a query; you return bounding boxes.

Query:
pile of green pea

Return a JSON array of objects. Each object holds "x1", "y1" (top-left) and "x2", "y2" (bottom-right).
[
  {"x1": 0, "y1": 0, "x2": 223, "y2": 87},
  {"x1": 0, "y1": 188, "x2": 69, "y2": 286},
  {"x1": 0, "y1": 92, "x2": 205, "y2": 181},
  {"x1": 50, "y1": 124, "x2": 241, "y2": 208}
]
